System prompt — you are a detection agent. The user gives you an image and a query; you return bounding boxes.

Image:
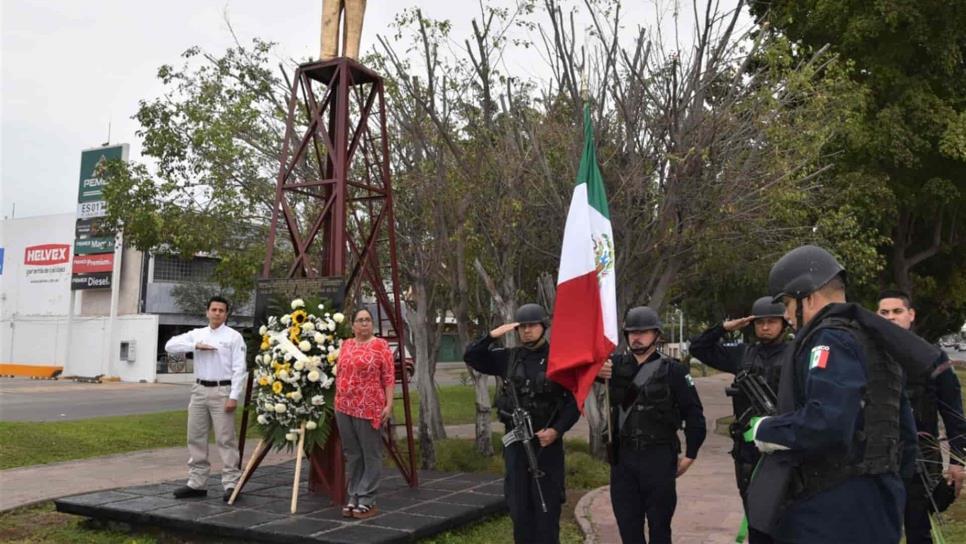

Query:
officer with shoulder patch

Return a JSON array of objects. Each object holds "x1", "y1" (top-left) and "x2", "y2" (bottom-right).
[
  {"x1": 597, "y1": 306, "x2": 706, "y2": 544},
  {"x1": 463, "y1": 303, "x2": 579, "y2": 544},
  {"x1": 746, "y1": 245, "x2": 938, "y2": 543},
  {"x1": 877, "y1": 289, "x2": 966, "y2": 543},
  {"x1": 689, "y1": 296, "x2": 789, "y2": 543}
]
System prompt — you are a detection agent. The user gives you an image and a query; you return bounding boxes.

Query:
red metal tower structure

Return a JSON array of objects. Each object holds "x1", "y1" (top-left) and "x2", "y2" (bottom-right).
[{"x1": 239, "y1": 58, "x2": 417, "y2": 501}]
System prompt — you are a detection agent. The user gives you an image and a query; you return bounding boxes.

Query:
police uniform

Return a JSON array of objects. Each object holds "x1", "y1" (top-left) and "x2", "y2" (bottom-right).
[
  {"x1": 747, "y1": 245, "x2": 939, "y2": 543},
  {"x1": 607, "y1": 350, "x2": 706, "y2": 544},
  {"x1": 690, "y1": 312, "x2": 787, "y2": 544},
  {"x1": 464, "y1": 330, "x2": 579, "y2": 544},
  {"x1": 751, "y1": 304, "x2": 916, "y2": 542},
  {"x1": 904, "y1": 350, "x2": 966, "y2": 544}
]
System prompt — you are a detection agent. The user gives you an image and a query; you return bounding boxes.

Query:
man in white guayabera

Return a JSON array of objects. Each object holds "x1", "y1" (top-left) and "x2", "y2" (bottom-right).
[{"x1": 164, "y1": 296, "x2": 247, "y2": 501}]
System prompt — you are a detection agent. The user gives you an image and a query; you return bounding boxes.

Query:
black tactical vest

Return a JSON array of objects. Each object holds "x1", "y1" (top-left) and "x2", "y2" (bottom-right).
[
  {"x1": 616, "y1": 356, "x2": 681, "y2": 449},
  {"x1": 730, "y1": 343, "x2": 784, "y2": 430},
  {"x1": 792, "y1": 317, "x2": 903, "y2": 497},
  {"x1": 494, "y1": 346, "x2": 564, "y2": 429}
]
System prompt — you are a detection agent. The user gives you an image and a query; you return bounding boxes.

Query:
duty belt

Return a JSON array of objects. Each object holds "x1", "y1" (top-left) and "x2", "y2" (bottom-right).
[
  {"x1": 620, "y1": 435, "x2": 674, "y2": 451},
  {"x1": 196, "y1": 379, "x2": 231, "y2": 387}
]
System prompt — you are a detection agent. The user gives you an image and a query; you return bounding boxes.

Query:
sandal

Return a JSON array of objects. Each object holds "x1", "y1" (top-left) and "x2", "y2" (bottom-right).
[
  {"x1": 341, "y1": 502, "x2": 357, "y2": 518},
  {"x1": 352, "y1": 504, "x2": 378, "y2": 519}
]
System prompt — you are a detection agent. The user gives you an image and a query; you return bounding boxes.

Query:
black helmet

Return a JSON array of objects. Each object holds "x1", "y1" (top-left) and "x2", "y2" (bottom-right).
[
  {"x1": 751, "y1": 296, "x2": 785, "y2": 319},
  {"x1": 768, "y1": 245, "x2": 845, "y2": 302},
  {"x1": 623, "y1": 306, "x2": 662, "y2": 334},
  {"x1": 514, "y1": 303, "x2": 548, "y2": 327}
]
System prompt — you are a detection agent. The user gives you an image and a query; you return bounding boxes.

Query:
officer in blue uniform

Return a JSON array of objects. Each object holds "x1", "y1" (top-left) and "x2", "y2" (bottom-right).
[
  {"x1": 746, "y1": 245, "x2": 939, "y2": 543},
  {"x1": 877, "y1": 289, "x2": 966, "y2": 543},
  {"x1": 463, "y1": 303, "x2": 579, "y2": 544},
  {"x1": 690, "y1": 296, "x2": 789, "y2": 544},
  {"x1": 598, "y1": 306, "x2": 706, "y2": 544}
]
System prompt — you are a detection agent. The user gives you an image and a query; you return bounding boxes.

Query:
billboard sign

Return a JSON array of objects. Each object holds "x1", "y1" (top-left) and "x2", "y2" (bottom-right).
[{"x1": 73, "y1": 144, "x2": 128, "y2": 290}]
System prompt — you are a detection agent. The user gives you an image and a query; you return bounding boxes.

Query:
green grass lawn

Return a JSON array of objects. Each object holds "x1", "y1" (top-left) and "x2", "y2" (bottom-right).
[
  {"x1": 0, "y1": 384, "x2": 489, "y2": 470},
  {"x1": 0, "y1": 410, "x2": 257, "y2": 471},
  {"x1": 392, "y1": 384, "x2": 495, "y2": 426}
]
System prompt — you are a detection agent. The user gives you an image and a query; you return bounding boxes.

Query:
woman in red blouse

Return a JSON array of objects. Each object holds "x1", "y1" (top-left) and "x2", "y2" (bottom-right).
[{"x1": 335, "y1": 308, "x2": 394, "y2": 519}]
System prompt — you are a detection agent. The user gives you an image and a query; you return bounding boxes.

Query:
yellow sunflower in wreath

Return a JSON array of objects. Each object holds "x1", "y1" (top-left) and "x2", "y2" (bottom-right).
[
  {"x1": 291, "y1": 309, "x2": 308, "y2": 325},
  {"x1": 272, "y1": 380, "x2": 284, "y2": 394}
]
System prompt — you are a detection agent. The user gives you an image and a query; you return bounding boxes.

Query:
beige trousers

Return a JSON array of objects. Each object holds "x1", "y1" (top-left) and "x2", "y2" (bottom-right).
[{"x1": 186, "y1": 383, "x2": 241, "y2": 490}]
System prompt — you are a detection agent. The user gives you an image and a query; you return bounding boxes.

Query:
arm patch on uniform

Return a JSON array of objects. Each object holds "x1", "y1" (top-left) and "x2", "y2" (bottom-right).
[
  {"x1": 809, "y1": 345, "x2": 830, "y2": 370},
  {"x1": 685, "y1": 374, "x2": 695, "y2": 387}
]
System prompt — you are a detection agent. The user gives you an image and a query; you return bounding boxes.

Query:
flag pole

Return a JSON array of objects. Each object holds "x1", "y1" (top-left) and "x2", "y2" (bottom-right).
[{"x1": 580, "y1": 60, "x2": 613, "y2": 450}]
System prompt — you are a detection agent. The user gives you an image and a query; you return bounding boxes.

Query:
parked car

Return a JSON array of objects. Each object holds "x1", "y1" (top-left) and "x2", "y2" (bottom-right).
[{"x1": 957, "y1": 342, "x2": 966, "y2": 352}]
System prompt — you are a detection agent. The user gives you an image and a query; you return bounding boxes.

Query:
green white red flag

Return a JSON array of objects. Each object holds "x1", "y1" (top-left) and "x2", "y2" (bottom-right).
[{"x1": 547, "y1": 103, "x2": 618, "y2": 412}]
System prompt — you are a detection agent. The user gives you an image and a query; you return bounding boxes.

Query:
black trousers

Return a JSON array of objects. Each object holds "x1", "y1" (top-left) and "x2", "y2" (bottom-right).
[
  {"x1": 504, "y1": 438, "x2": 565, "y2": 544},
  {"x1": 610, "y1": 444, "x2": 677, "y2": 544},
  {"x1": 734, "y1": 459, "x2": 775, "y2": 544},
  {"x1": 904, "y1": 476, "x2": 933, "y2": 544}
]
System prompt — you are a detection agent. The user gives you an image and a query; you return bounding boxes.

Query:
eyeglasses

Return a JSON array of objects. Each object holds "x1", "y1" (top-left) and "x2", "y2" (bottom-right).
[{"x1": 354, "y1": 317, "x2": 372, "y2": 323}]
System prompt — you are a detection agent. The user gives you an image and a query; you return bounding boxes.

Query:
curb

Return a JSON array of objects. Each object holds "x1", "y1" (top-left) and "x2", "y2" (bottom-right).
[{"x1": 575, "y1": 485, "x2": 608, "y2": 544}]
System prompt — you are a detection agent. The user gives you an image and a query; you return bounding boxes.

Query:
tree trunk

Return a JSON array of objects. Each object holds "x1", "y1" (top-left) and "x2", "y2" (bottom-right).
[
  {"x1": 455, "y1": 242, "x2": 493, "y2": 456},
  {"x1": 585, "y1": 381, "x2": 609, "y2": 460},
  {"x1": 410, "y1": 275, "x2": 444, "y2": 469},
  {"x1": 648, "y1": 257, "x2": 679, "y2": 313}
]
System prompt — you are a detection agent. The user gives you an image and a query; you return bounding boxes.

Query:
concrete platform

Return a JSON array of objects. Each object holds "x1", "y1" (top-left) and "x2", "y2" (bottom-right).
[{"x1": 54, "y1": 461, "x2": 505, "y2": 543}]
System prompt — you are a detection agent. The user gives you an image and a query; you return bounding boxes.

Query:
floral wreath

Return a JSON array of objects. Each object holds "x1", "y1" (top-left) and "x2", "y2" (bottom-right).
[{"x1": 252, "y1": 298, "x2": 350, "y2": 451}]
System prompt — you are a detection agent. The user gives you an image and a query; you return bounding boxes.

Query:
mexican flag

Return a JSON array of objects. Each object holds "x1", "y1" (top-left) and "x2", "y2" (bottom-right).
[{"x1": 547, "y1": 104, "x2": 618, "y2": 412}]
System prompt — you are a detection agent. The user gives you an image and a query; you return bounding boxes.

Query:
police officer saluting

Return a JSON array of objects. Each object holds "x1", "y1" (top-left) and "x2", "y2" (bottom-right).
[
  {"x1": 463, "y1": 303, "x2": 579, "y2": 544},
  {"x1": 689, "y1": 297, "x2": 789, "y2": 543},
  {"x1": 747, "y1": 245, "x2": 939, "y2": 543},
  {"x1": 598, "y1": 306, "x2": 706, "y2": 544},
  {"x1": 877, "y1": 289, "x2": 966, "y2": 543}
]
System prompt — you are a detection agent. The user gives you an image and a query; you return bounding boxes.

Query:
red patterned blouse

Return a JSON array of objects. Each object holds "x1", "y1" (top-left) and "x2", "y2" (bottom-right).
[{"x1": 335, "y1": 337, "x2": 395, "y2": 429}]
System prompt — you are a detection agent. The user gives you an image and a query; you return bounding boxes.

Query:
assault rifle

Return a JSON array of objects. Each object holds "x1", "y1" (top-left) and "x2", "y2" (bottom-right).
[
  {"x1": 501, "y1": 378, "x2": 548, "y2": 513},
  {"x1": 726, "y1": 370, "x2": 778, "y2": 426}
]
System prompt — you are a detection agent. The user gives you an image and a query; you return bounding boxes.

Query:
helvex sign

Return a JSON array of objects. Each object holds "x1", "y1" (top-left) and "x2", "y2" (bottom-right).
[{"x1": 24, "y1": 244, "x2": 71, "y2": 266}]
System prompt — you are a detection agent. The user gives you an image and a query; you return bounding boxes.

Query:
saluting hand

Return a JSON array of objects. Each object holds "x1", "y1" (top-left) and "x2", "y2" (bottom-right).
[
  {"x1": 597, "y1": 360, "x2": 613, "y2": 380},
  {"x1": 723, "y1": 316, "x2": 755, "y2": 332},
  {"x1": 489, "y1": 323, "x2": 519, "y2": 339}
]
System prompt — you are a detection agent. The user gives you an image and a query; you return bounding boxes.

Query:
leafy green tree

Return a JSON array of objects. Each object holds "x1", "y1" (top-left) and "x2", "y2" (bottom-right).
[
  {"x1": 101, "y1": 39, "x2": 290, "y2": 299},
  {"x1": 749, "y1": 0, "x2": 966, "y2": 340}
]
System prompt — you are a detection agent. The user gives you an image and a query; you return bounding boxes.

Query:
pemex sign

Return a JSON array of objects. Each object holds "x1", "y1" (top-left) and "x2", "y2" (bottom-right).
[{"x1": 72, "y1": 144, "x2": 128, "y2": 290}]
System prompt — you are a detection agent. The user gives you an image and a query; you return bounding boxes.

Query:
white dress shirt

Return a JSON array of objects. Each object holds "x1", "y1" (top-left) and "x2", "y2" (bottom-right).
[{"x1": 165, "y1": 324, "x2": 248, "y2": 400}]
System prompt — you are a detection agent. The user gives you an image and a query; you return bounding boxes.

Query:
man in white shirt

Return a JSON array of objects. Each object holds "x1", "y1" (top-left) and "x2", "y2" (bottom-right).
[{"x1": 164, "y1": 296, "x2": 247, "y2": 501}]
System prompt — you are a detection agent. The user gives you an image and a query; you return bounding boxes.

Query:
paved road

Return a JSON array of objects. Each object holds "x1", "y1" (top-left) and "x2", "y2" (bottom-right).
[
  {"x1": 0, "y1": 363, "x2": 475, "y2": 422},
  {"x1": 0, "y1": 379, "x2": 192, "y2": 422}
]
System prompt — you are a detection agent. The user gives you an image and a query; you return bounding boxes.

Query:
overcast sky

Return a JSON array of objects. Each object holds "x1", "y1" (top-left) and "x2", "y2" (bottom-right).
[{"x1": 1, "y1": 0, "x2": 743, "y2": 220}]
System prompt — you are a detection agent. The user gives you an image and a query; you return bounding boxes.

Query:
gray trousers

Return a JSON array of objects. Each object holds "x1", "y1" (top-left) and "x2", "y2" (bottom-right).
[
  {"x1": 336, "y1": 411, "x2": 384, "y2": 506},
  {"x1": 186, "y1": 383, "x2": 241, "y2": 490}
]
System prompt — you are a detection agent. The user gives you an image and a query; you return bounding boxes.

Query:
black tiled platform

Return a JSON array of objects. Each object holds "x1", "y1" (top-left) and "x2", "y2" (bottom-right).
[{"x1": 54, "y1": 462, "x2": 506, "y2": 543}]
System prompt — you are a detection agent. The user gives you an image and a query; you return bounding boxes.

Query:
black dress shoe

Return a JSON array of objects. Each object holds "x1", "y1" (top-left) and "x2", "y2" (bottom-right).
[
  {"x1": 172, "y1": 485, "x2": 207, "y2": 499},
  {"x1": 223, "y1": 488, "x2": 235, "y2": 502}
]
